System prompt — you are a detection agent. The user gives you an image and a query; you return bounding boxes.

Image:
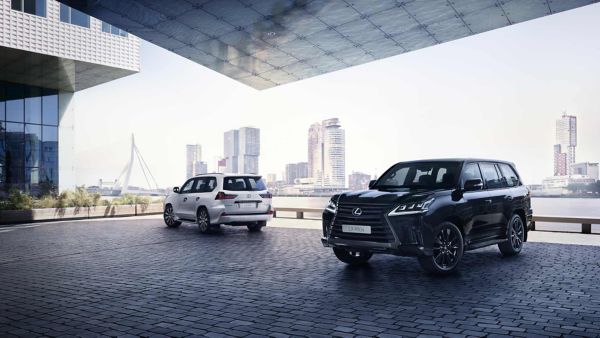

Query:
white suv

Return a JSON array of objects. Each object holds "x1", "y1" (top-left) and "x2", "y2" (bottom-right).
[{"x1": 163, "y1": 174, "x2": 273, "y2": 233}]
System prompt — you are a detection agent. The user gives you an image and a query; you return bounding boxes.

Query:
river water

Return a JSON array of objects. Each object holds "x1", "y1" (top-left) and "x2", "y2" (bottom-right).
[{"x1": 272, "y1": 197, "x2": 600, "y2": 233}]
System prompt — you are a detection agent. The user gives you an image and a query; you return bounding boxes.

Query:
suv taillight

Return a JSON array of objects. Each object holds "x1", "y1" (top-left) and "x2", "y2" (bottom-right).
[
  {"x1": 259, "y1": 192, "x2": 272, "y2": 199},
  {"x1": 215, "y1": 192, "x2": 237, "y2": 200}
]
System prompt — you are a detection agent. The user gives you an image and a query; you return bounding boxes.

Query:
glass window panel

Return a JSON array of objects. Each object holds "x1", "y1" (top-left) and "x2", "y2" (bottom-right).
[
  {"x1": 41, "y1": 126, "x2": 58, "y2": 187},
  {"x1": 60, "y1": 4, "x2": 69, "y2": 23},
  {"x1": 26, "y1": 167, "x2": 40, "y2": 195},
  {"x1": 5, "y1": 123, "x2": 25, "y2": 179},
  {"x1": 11, "y1": 0, "x2": 22, "y2": 11},
  {"x1": 42, "y1": 94, "x2": 58, "y2": 125},
  {"x1": 25, "y1": 124, "x2": 42, "y2": 168},
  {"x1": 111, "y1": 25, "x2": 119, "y2": 35},
  {"x1": 479, "y1": 162, "x2": 503, "y2": 189},
  {"x1": 70, "y1": 8, "x2": 90, "y2": 28},
  {"x1": 0, "y1": 122, "x2": 5, "y2": 184},
  {"x1": 6, "y1": 166, "x2": 24, "y2": 191},
  {"x1": 25, "y1": 86, "x2": 42, "y2": 124},
  {"x1": 6, "y1": 83, "x2": 24, "y2": 122},
  {"x1": 0, "y1": 83, "x2": 5, "y2": 121},
  {"x1": 24, "y1": 0, "x2": 35, "y2": 14},
  {"x1": 119, "y1": 29, "x2": 128, "y2": 37},
  {"x1": 102, "y1": 21, "x2": 110, "y2": 33},
  {"x1": 35, "y1": 0, "x2": 45, "y2": 17}
]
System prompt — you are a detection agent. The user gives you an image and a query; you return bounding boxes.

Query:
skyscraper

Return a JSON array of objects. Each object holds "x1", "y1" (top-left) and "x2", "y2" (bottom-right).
[
  {"x1": 185, "y1": 144, "x2": 202, "y2": 178},
  {"x1": 239, "y1": 127, "x2": 260, "y2": 174},
  {"x1": 307, "y1": 118, "x2": 345, "y2": 188},
  {"x1": 224, "y1": 129, "x2": 239, "y2": 173},
  {"x1": 285, "y1": 162, "x2": 309, "y2": 185},
  {"x1": 224, "y1": 127, "x2": 260, "y2": 174},
  {"x1": 554, "y1": 114, "x2": 577, "y2": 176}
]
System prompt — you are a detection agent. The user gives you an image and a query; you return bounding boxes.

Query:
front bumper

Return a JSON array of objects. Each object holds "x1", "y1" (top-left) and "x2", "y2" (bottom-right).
[
  {"x1": 321, "y1": 237, "x2": 428, "y2": 256},
  {"x1": 322, "y1": 210, "x2": 432, "y2": 257}
]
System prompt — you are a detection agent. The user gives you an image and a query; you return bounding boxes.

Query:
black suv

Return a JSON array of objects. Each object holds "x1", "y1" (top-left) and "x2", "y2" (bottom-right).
[{"x1": 322, "y1": 159, "x2": 532, "y2": 274}]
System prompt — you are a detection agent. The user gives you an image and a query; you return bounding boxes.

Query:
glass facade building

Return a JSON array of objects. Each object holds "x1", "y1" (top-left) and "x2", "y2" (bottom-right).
[{"x1": 0, "y1": 81, "x2": 59, "y2": 197}]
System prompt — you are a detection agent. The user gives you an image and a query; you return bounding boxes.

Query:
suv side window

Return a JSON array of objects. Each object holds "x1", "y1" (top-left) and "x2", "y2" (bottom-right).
[
  {"x1": 194, "y1": 177, "x2": 217, "y2": 192},
  {"x1": 180, "y1": 178, "x2": 196, "y2": 193},
  {"x1": 479, "y1": 162, "x2": 503, "y2": 189},
  {"x1": 498, "y1": 163, "x2": 520, "y2": 187},
  {"x1": 461, "y1": 163, "x2": 483, "y2": 187}
]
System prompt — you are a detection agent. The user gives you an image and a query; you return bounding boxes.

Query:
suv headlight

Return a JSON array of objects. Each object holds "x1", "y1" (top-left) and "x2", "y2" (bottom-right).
[
  {"x1": 388, "y1": 198, "x2": 435, "y2": 216},
  {"x1": 325, "y1": 199, "x2": 337, "y2": 213}
]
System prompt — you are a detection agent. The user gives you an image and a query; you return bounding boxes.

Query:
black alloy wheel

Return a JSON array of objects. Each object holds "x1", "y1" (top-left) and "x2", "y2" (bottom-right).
[
  {"x1": 498, "y1": 214, "x2": 525, "y2": 256},
  {"x1": 418, "y1": 222, "x2": 464, "y2": 274}
]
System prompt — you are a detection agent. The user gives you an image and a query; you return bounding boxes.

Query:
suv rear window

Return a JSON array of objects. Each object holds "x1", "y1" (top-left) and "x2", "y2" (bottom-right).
[{"x1": 224, "y1": 177, "x2": 266, "y2": 191}]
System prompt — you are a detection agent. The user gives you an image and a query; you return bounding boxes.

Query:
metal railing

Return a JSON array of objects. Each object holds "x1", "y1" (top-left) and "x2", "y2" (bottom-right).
[{"x1": 273, "y1": 208, "x2": 600, "y2": 234}]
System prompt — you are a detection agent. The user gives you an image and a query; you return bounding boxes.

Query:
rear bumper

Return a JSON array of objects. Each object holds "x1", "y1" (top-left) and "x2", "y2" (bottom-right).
[{"x1": 213, "y1": 212, "x2": 272, "y2": 224}]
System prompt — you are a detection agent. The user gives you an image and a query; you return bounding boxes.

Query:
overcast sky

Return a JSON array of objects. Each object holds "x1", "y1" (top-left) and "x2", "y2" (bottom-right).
[{"x1": 73, "y1": 3, "x2": 600, "y2": 188}]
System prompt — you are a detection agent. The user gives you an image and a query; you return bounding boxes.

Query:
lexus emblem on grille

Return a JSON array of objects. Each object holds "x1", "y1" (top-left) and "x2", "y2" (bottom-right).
[{"x1": 352, "y1": 208, "x2": 362, "y2": 216}]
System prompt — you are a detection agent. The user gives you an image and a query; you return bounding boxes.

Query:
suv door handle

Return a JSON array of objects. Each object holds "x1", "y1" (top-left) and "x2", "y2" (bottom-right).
[
  {"x1": 183, "y1": 197, "x2": 187, "y2": 202},
  {"x1": 506, "y1": 196, "x2": 513, "y2": 201},
  {"x1": 484, "y1": 199, "x2": 492, "y2": 204},
  {"x1": 196, "y1": 197, "x2": 200, "y2": 201}
]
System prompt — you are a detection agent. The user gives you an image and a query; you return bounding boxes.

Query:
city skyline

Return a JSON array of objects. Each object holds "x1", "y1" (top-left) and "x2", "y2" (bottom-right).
[{"x1": 72, "y1": 4, "x2": 600, "y2": 188}]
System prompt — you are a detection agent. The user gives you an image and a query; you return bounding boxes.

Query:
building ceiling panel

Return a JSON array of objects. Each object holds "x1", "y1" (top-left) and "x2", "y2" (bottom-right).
[
  {"x1": 58, "y1": 0, "x2": 598, "y2": 90},
  {"x1": 0, "y1": 46, "x2": 136, "y2": 92}
]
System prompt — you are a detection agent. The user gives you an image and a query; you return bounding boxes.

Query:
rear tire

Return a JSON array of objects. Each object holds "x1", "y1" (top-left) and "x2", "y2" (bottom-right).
[
  {"x1": 197, "y1": 208, "x2": 211, "y2": 234},
  {"x1": 498, "y1": 214, "x2": 525, "y2": 256},
  {"x1": 247, "y1": 221, "x2": 266, "y2": 232},
  {"x1": 418, "y1": 222, "x2": 464, "y2": 274},
  {"x1": 333, "y1": 248, "x2": 373, "y2": 266},
  {"x1": 164, "y1": 205, "x2": 181, "y2": 228}
]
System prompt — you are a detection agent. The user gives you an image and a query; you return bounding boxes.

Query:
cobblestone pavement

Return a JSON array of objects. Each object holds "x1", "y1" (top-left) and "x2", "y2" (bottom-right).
[{"x1": 1, "y1": 218, "x2": 599, "y2": 338}]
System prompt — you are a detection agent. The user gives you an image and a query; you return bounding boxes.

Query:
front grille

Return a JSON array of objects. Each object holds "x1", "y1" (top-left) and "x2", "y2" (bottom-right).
[{"x1": 330, "y1": 203, "x2": 395, "y2": 243}]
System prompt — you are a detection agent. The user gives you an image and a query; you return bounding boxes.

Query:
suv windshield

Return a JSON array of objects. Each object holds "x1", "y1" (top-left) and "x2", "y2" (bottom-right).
[
  {"x1": 374, "y1": 161, "x2": 461, "y2": 190},
  {"x1": 223, "y1": 176, "x2": 267, "y2": 191}
]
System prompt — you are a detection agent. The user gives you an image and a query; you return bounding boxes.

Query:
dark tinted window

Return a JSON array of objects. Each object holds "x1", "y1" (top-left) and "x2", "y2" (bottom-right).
[
  {"x1": 224, "y1": 177, "x2": 267, "y2": 191},
  {"x1": 6, "y1": 83, "x2": 24, "y2": 122},
  {"x1": 461, "y1": 163, "x2": 483, "y2": 186},
  {"x1": 12, "y1": 0, "x2": 45, "y2": 16},
  {"x1": 479, "y1": 162, "x2": 503, "y2": 189},
  {"x1": 194, "y1": 177, "x2": 216, "y2": 192},
  {"x1": 498, "y1": 163, "x2": 520, "y2": 187},
  {"x1": 375, "y1": 161, "x2": 460, "y2": 189},
  {"x1": 102, "y1": 22, "x2": 111, "y2": 33}
]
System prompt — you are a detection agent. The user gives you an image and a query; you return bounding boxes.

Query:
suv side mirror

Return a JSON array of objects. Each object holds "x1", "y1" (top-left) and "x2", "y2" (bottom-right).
[
  {"x1": 173, "y1": 187, "x2": 179, "y2": 193},
  {"x1": 463, "y1": 179, "x2": 483, "y2": 191},
  {"x1": 368, "y1": 180, "x2": 377, "y2": 189}
]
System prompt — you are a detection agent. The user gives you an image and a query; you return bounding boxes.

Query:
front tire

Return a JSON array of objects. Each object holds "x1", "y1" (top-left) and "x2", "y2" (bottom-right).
[
  {"x1": 247, "y1": 221, "x2": 266, "y2": 232},
  {"x1": 333, "y1": 248, "x2": 373, "y2": 266},
  {"x1": 418, "y1": 222, "x2": 464, "y2": 274},
  {"x1": 164, "y1": 205, "x2": 181, "y2": 228},
  {"x1": 197, "y1": 208, "x2": 211, "y2": 234},
  {"x1": 498, "y1": 214, "x2": 525, "y2": 256}
]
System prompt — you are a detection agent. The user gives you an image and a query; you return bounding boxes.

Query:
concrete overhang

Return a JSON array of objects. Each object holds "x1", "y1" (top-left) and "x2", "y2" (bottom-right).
[
  {"x1": 58, "y1": 0, "x2": 598, "y2": 90},
  {"x1": 0, "y1": 46, "x2": 137, "y2": 92}
]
